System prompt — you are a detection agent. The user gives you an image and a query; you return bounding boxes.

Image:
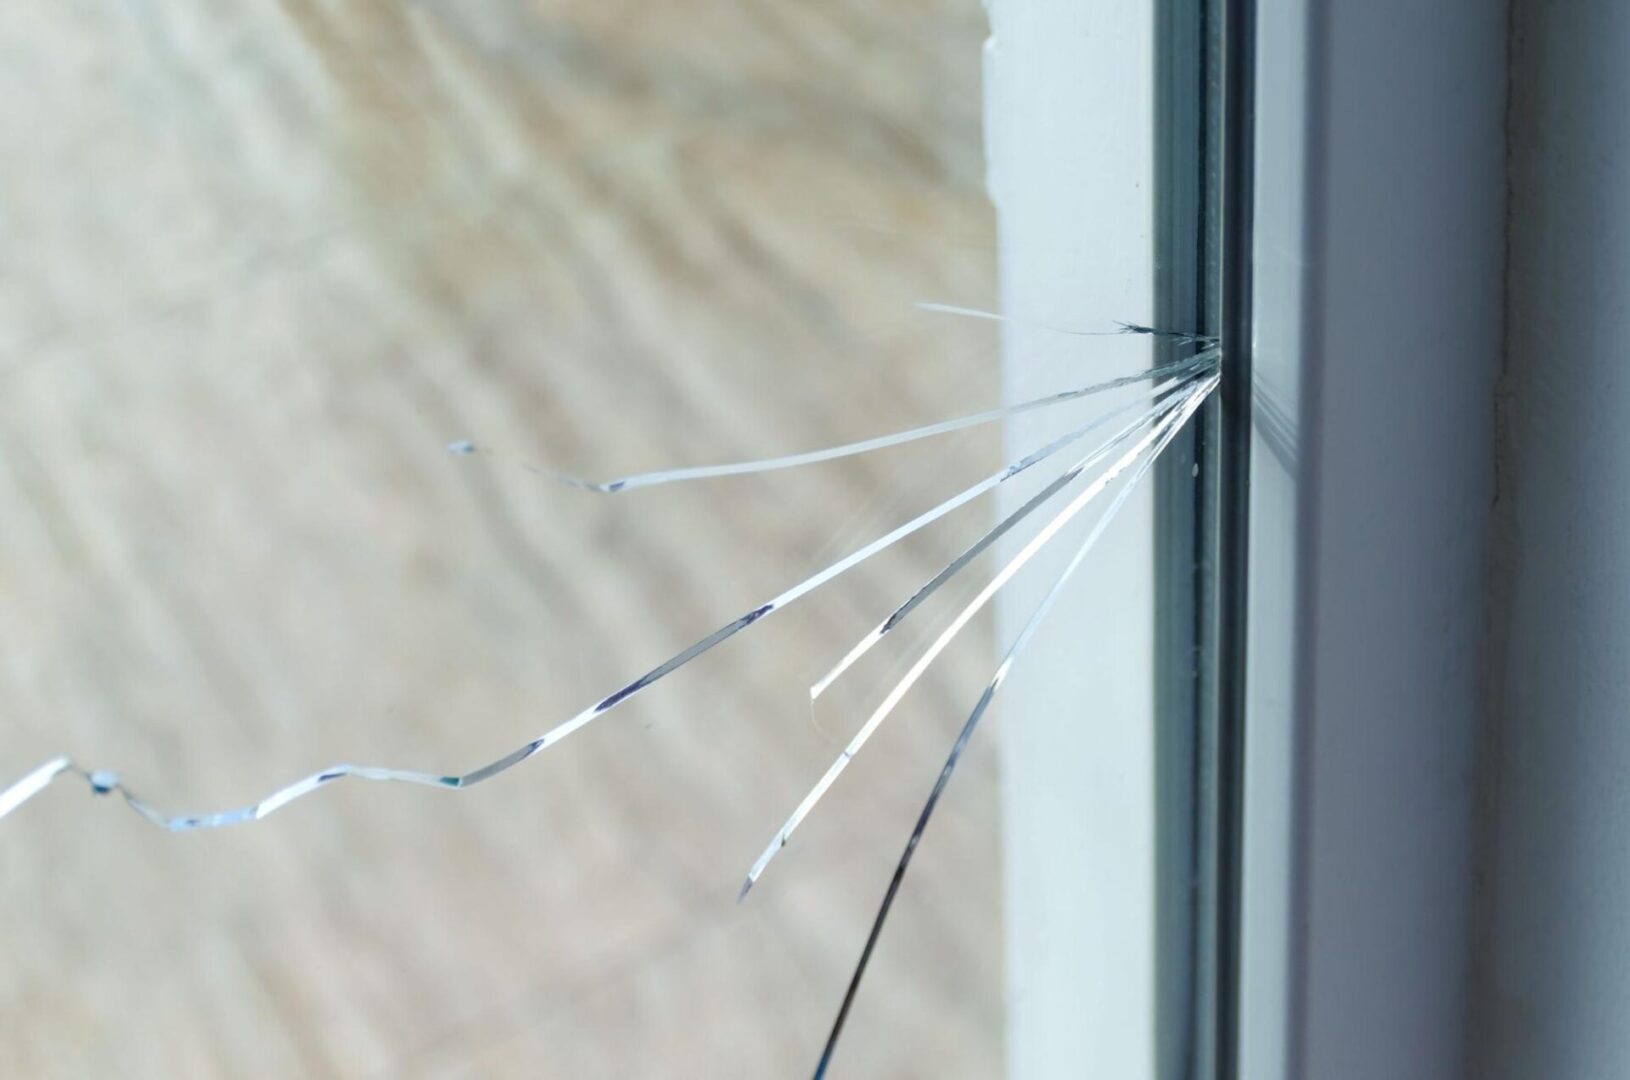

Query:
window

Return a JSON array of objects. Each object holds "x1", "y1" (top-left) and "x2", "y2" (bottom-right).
[{"x1": 0, "y1": 2, "x2": 1244, "y2": 1076}]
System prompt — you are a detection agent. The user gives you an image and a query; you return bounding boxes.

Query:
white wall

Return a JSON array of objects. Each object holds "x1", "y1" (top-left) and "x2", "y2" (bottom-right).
[{"x1": 1481, "y1": 3, "x2": 1630, "y2": 1076}]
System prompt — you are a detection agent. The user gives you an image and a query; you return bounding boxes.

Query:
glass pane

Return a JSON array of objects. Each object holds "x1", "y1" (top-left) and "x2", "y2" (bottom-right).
[{"x1": 1, "y1": 1, "x2": 1227, "y2": 1076}]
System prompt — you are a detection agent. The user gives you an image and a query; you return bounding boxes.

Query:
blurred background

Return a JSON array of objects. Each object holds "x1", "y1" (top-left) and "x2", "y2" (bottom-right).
[{"x1": 0, "y1": 1, "x2": 1008, "y2": 1076}]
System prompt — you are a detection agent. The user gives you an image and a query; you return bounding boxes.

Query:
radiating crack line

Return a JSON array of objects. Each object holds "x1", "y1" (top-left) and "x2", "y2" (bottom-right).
[
  {"x1": 0, "y1": 380, "x2": 1198, "y2": 831},
  {"x1": 810, "y1": 370, "x2": 1218, "y2": 1080},
  {"x1": 546, "y1": 352, "x2": 1215, "y2": 493},
  {"x1": 913, "y1": 301, "x2": 1218, "y2": 346},
  {"x1": 808, "y1": 367, "x2": 1209, "y2": 700},
  {"x1": 741, "y1": 374, "x2": 1218, "y2": 896}
]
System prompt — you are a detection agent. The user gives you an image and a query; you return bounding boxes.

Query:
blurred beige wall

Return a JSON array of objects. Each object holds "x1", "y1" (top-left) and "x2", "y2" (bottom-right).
[{"x1": 0, "y1": 2, "x2": 1002, "y2": 1076}]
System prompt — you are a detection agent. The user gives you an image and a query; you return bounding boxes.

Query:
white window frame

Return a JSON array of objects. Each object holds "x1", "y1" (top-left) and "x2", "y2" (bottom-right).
[
  {"x1": 987, "y1": 1, "x2": 1166, "y2": 1075},
  {"x1": 1240, "y1": 2, "x2": 1506, "y2": 1078}
]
